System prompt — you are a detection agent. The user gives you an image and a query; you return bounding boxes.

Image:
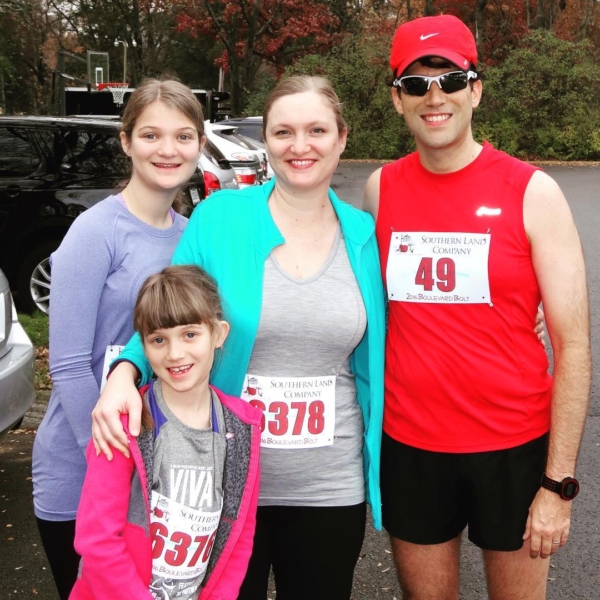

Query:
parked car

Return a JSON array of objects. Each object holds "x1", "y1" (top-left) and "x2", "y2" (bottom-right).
[
  {"x1": 0, "y1": 268, "x2": 35, "y2": 436},
  {"x1": 0, "y1": 116, "x2": 204, "y2": 314},
  {"x1": 225, "y1": 116, "x2": 264, "y2": 143},
  {"x1": 220, "y1": 118, "x2": 272, "y2": 179},
  {"x1": 204, "y1": 121, "x2": 264, "y2": 188},
  {"x1": 241, "y1": 137, "x2": 273, "y2": 180},
  {"x1": 198, "y1": 138, "x2": 239, "y2": 198}
]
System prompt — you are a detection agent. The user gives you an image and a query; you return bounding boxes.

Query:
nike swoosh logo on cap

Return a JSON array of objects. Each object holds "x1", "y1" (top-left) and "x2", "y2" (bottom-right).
[{"x1": 420, "y1": 33, "x2": 439, "y2": 40}]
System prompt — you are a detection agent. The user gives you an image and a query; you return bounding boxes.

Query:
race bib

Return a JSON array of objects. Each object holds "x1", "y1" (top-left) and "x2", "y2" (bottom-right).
[
  {"x1": 149, "y1": 491, "x2": 221, "y2": 599},
  {"x1": 241, "y1": 374, "x2": 336, "y2": 449},
  {"x1": 387, "y1": 231, "x2": 491, "y2": 304},
  {"x1": 100, "y1": 345, "x2": 125, "y2": 392}
]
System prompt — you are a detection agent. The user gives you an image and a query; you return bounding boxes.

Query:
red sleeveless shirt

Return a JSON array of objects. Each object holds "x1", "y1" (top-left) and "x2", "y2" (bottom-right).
[{"x1": 377, "y1": 143, "x2": 552, "y2": 452}]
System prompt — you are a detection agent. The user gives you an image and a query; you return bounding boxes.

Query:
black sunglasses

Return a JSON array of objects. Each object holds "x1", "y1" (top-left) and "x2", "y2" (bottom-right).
[{"x1": 392, "y1": 71, "x2": 477, "y2": 97}]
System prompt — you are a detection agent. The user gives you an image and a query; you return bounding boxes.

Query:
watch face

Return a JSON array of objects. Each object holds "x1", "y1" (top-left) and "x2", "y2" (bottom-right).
[{"x1": 561, "y1": 479, "x2": 579, "y2": 500}]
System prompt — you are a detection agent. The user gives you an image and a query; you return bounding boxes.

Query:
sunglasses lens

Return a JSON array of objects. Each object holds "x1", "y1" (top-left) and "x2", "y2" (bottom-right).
[
  {"x1": 399, "y1": 72, "x2": 470, "y2": 96},
  {"x1": 401, "y1": 77, "x2": 429, "y2": 96},
  {"x1": 439, "y1": 72, "x2": 469, "y2": 93}
]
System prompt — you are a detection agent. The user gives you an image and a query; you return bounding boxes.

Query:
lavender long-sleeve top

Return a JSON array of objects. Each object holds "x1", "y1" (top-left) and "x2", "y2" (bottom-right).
[{"x1": 32, "y1": 195, "x2": 187, "y2": 521}]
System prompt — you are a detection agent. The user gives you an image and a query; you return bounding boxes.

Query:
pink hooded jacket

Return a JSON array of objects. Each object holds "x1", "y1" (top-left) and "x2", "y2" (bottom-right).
[{"x1": 70, "y1": 385, "x2": 261, "y2": 600}]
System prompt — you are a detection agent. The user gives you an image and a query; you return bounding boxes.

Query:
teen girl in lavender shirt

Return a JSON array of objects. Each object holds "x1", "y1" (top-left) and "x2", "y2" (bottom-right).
[{"x1": 32, "y1": 79, "x2": 206, "y2": 600}]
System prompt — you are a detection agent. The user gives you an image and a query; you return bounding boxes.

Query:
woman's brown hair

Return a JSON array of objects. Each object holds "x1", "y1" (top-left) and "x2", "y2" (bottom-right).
[{"x1": 262, "y1": 75, "x2": 347, "y2": 138}]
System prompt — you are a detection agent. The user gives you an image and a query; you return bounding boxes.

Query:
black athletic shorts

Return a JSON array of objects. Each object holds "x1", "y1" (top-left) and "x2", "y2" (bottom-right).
[{"x1": 380, "y1": 431, "x2": 548, "y2": 551}]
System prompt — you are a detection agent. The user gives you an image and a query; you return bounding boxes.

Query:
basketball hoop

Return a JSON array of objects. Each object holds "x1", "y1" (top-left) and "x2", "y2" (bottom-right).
[{"x1": 98, "y1": 82, "x2": 129, "y2": 106}]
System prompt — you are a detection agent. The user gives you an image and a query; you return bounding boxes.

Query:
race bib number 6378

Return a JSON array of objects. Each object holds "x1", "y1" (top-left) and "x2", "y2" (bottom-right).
[
  {"x1": 386, "y1": 231, "x2": 491, "y2": 304},
  {"x1": 241, "y1": 374, "x2": 336, "y2": 449}
]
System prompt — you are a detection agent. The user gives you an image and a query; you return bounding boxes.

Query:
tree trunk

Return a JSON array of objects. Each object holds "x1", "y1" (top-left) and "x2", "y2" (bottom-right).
[
  {"x1": 229, "y1": 58, "x2": 244, "y2": 115},
  {"x1": 0, "y1": 71, "x2": 5, "y2": 113},
  {"x1": 474, "y1": 0, "x2": 487, "y2": 62},
  {"x1": 424, "y1": 0, "x2": 435, "y2": 17},
  {"x1": 576, "y1": 0, "x2": 596, "y2": 40},
  {"x1": 535, "y1": 0, "x2": 558, "y2": 29}
]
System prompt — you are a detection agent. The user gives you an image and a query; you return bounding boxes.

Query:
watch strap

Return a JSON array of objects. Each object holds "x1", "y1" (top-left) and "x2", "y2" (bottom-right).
[
  {"x1": 541, "y1": 474, "x2": 579, "y2": 500},
  {"x1": 541, "y1": 474, "x2": 561, "y2": 494}
]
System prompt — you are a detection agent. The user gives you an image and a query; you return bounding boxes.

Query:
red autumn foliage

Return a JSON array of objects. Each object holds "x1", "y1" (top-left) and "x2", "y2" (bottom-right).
[
  {"x1": 177, "y1": 0, "x2": 341, "y2": 73},
  {"x1": 175, "y1": 0, "x2": 344, "y2": 112}
]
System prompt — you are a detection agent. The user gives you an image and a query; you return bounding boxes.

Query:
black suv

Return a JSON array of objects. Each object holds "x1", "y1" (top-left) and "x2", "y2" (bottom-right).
[{"x1": 0, "y1": 116, "x2": 204, "y2": 313}]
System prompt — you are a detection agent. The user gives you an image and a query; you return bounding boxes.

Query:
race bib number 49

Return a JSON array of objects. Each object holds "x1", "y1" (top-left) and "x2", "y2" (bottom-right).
[
  {"x1": 241, "y1": 374, "x2": 336, "y2": 449},
  {"x1": 387, "y1": 231, "x2": 491, "y2": 304}
]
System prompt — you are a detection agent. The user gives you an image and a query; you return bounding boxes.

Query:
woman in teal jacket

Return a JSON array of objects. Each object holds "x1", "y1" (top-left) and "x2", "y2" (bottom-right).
[{"x1": 93, "y1": 75, "x2": 385, "y2": 600}]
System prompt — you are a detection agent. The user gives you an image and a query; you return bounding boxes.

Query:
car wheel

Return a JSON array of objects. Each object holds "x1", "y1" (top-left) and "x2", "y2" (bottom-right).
[
  {"x1": 11, "y1": 417, "x2": 24, "y2": 431},
  {"x1": 17, "y1": 240, "x2": 60, "y2": 315}
]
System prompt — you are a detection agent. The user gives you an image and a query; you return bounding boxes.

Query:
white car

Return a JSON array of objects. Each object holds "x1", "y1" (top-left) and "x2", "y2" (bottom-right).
[
  {"x1": 220, "y1": 117, "x2": 273, "y2": 179},
  {"x1": 205, "y1": 121, "x2": 266, "y2": 188},
  {"x1": 243, "y1": 137, "x2": 274, "y2": 180},
  {"x1": 0, "y1": 269, "x2": 35, "y2": 436},
  {"x1": 198, "y1": 139, "x2": 239, "y2": 200}
]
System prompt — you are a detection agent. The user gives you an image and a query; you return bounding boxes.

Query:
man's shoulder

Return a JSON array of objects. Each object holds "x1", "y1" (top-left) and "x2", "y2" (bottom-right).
[
  {"x1": 486, "y1": 145, "x2": 531, "y2": 166},
  {"x1": 385, "y1": 151, "x2": 419, "y2": 170},
  {"x1": 481, "y1": 145, "x2": 540, "y2": 190},
  {"x1": 379, "y1": 152, "x2": 422, "y2": 186}
]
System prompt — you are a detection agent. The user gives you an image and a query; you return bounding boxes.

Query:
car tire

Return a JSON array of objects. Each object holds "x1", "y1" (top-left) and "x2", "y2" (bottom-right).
[
  {"x1": 11, "y1": 417, "x2": 24, "y2": 431},
  {"x1": 16, "y1": 240, "x2": 60, "y2": 315}
]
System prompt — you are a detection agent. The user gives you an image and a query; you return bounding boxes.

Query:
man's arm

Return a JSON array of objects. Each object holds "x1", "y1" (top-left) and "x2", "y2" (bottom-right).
[
  {"x1": 362, "y1": 167, "x2": 383, "y2": 220},
  {"x1": 523, "y1": 170, "x2": 591, "y2": 559}
]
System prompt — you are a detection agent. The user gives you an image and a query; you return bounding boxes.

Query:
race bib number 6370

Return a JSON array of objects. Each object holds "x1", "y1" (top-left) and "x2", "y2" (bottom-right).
[{"x1": 386, "y1": 231, "x2": 491, "y2": 304}]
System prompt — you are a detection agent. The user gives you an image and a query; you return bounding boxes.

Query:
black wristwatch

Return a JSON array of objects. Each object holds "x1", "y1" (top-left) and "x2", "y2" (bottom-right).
[{"x1": 541, "y1": 474, "x2": 580, "y2": 500}]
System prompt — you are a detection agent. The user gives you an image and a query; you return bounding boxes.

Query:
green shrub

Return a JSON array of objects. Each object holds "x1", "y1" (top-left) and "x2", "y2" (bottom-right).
[
  {"x1": 245, "y1": 29, "x2": 600, "y2": 160},
  {"x1": 478, "y1": 30, "x2": 600, "y2": 159}
]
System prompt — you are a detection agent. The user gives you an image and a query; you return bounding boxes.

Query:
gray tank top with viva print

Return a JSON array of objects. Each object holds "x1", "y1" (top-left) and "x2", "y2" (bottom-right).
[{"x1": 247, "y1": 226, "x2": 367, "y2": 507}]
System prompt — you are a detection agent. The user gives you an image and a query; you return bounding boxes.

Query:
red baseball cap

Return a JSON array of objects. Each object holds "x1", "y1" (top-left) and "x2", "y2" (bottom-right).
[{"x1": 390, "y1": 15, "x2": 478, "y2": 76}]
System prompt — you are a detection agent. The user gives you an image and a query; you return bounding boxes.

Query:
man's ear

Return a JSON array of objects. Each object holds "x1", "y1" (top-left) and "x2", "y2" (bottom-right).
[
  {"x1": 471, "y1": 79, "x2": 483, "y2": 109},
  {"x1": 391, "y1": 87, "x2": 404, "y2": 115}
]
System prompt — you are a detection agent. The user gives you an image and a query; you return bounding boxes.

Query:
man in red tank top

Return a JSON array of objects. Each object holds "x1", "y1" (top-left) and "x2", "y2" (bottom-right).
[{"x1": 363, "y1": 14, "x2": 591, "y2": 600}]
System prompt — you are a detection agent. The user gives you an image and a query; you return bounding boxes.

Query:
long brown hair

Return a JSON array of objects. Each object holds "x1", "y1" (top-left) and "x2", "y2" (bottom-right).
[{"x1": 119, "y1": 78, "x2": 205, "y2": 214}]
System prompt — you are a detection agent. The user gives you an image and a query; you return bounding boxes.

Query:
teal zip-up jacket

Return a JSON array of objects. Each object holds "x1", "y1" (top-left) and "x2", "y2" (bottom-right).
[{"x1": 118, "y1": 178, "x2": 386, "y2": 529}]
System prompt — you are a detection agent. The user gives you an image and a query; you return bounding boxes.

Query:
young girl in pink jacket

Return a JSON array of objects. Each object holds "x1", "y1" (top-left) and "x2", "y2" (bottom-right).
[{"x1": 71, "y1": 265, "x2": 262, "y2": 600}]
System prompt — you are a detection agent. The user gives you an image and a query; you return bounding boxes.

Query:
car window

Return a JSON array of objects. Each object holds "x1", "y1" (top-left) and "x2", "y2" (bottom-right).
[
  {"x1": 235, "y1": 124, "x2": 263, "y2": 142},
  {"x1": 214, "y1": 128, "x2": 259, "y2": 150},
  {"x1": 62, "y1": 129, "x2": 127, "y2": 174},
  {"x1": 204, "y1": 138, "x2": 227, "y2": 162},
  {"x1": 0, "y1": 127, "x2": 40, "y2": 177}
]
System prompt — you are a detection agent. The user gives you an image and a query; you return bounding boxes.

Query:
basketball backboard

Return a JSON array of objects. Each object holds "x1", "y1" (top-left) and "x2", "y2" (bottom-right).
[{"x1": 87, "y1": 51, "x2": 109, "y2": 89}]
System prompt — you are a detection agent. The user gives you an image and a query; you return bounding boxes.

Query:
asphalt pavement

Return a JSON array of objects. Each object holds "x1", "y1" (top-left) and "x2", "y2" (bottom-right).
[{"x1": 1, "y1": 162, "x2": 598, "y2": 599}]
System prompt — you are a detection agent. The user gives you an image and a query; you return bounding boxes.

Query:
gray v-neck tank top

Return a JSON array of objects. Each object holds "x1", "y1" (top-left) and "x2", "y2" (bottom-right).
[{"x1": 246, "y1": 226, "x2": 367, "y2": 506}]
